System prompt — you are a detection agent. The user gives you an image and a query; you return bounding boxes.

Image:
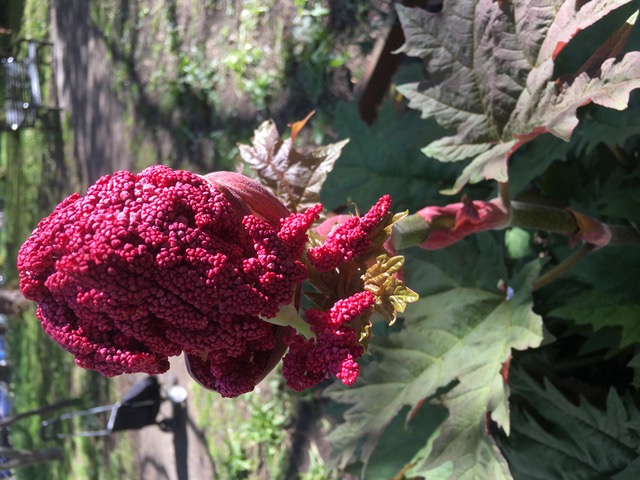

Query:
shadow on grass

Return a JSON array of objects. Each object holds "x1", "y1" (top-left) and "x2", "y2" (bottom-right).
[
  {"x1": 87, "y1": 0, "x2": 255, "y2": 173},
  {"x1": 173, "y1": 400, "x2": 219, "y2": 480},
  {"x1": 84, "y1": 0, "x2": 355, "y2": 174}
]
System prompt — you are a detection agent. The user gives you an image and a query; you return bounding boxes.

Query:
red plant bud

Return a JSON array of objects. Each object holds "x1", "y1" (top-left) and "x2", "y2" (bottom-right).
[{"x1": 418, "y1": 197, "x2": 509, "y2": 249}]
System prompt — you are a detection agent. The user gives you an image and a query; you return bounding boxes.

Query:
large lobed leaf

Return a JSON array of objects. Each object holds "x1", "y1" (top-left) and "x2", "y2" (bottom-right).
[
  {"x1": 321, "y1": 100, "x2": 462, "y2": 213},
  {"x1": 326, "y1": 235, "x2": 544, "y2": 479},
  {"x1": 568, "y1": 90, "x2": 640, "y2": 156},
  {"x1": 497, "y1": 365, "x2": 640, "y2": 479},
  {"x1": 396, "y1": 0, "x2": 640, "y2": 192},
  {"x1": 238, "y1": 115, "x2": 348, "y2": 212}
]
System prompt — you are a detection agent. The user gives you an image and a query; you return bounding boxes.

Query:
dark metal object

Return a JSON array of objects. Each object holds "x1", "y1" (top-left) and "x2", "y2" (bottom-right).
[{"x1": 2, "y1": 39, "x2": 60, "y2": 130}]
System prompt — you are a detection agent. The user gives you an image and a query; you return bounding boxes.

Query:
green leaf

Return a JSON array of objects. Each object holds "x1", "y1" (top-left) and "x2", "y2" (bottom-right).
[
  {"x1": 505, "y1": 228, "x2": 535, "y2": 260},
  {"x1": 595, "y1": 170, "x2": 640, "y2": 224},
  {"x1": 396, "y1": 0, "x2": 640, "y2": 191},
  {"x1": 497, "y1": 366, "x2": 640, "y2": 480},
  {"x1": 571, "y1": 92, "x2": 640, "y2": 157},
  {"x1": 321, "y1": 100, "x2": 461, "y2": 212},
  {"x1": 404, "y1": 233, "x2": 509, "y2": 296},
  {"x1": 548, "y1": 247, "x2": 640, "y2": 350},
  {"x1": 552, "y1": 293, "x2": 640, "y2": 348},
  {"x1": 363, "y1": 254, "x2": 419, "y2": 324},
  {"x1": 364, "y1": 404, "x2": 448, "y2": 480},
  {"x1": 238, "y1": 118, "x2": 347, "y2": 212},
  {"x1": 507, "y1": 133, "x2": 572, "y2": 198},
  {"x1": 614, "y1": 457, "x2": 640, "y2": 480},
  {"x1": 552, "y1": 2, "x2": 640, "y2": 77},
  {"x1": 326, "y1": 236, "x2": 544, "y2": 479}
]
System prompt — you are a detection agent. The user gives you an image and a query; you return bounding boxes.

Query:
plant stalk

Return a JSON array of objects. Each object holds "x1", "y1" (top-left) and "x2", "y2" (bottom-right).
[
  {"x1": 393, "y1": 199, "x2": 640, "y2": 249},
  {"x1": 532, "y1": 244, "x2": 595, "y2": 291},
  {"x1": 391, "y1": 213, "x2": 433, "y2": 250},
  {"x1": 261, "y1": 304, "x2": 315, "y2": 340},
  {"x1": 498, "y1": 182, "x2": 511, "y2": 213},
  {"x1": 509, "y1": 201, "x2": 576, "y2": 235}
]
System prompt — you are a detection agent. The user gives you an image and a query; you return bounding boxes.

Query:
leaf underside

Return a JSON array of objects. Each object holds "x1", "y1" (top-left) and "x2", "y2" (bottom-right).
[
  {"x1": 396, "y1": 0, "x2": 640, "y2": 192},
  {"x1": 239, "y1": 118, "x2": 348, "y2": 212}
]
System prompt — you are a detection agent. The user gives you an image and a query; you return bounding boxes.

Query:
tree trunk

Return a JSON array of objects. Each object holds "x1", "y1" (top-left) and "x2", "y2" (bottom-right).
[{"x1": 0, "y1": 288, "x2": 29, "y2": 316}]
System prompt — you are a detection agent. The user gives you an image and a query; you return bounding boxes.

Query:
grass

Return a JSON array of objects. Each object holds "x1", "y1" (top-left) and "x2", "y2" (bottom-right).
[
  {"x1": 288, "y1": 0, "x2": 349, "y2": 104},
  {"x1": 87, "y1": 0, "x2": 375, "y2": 173},
  {"x1": 193, "y1": 376, "x2": 291, "y2": 479},
  {"x1": 220, "y1": 0, "x2": 284, "y2": 110},
  {"x1": 193, "y1": 374, "x2": 341, "y2": 480}
]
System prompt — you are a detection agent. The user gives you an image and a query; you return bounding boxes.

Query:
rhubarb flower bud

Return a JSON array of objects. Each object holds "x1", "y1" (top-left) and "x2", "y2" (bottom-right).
[{"x1": 417, "y1": 197, "x2": 509, "y2": 249}]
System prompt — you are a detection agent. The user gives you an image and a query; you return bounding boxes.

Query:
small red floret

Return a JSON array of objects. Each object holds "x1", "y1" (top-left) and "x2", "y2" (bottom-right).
[
  {"x1": 282, "y1": 291, "x2": 375, "y2": 390},
  {"x1": 307, "y1": 195, "x2": 391, "y2": 271}
]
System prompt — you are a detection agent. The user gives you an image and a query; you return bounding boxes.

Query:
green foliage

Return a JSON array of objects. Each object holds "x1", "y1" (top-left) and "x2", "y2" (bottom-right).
[
  {"x1": 497, "y1": 365, "x2": 640, "y2": 480},
  {"x1": 571, "y1": 91, "x2": 640, "y2": 157},
  {"x1": 174, "y1": 50, "x2": 220, "y2": 110},
  {"x1": 288, "y1": 0, "x2": 348, "y2": 103},
  {"x1": 221, "y1": 0, "x2": 283, "y2": 110},
  {"x1": 321, "y1": 100, "x2": 462, "y2": 212},
  {"x1": 326, "y1": 235, "x2": 543, "y2": 479},
  {"x1": 549, "y1": 247, "x2": 640, "y2": 350},
  {"x1": 321, "y1": 2, "x2": 640, "y2": 479},
  {"x1": 10, "y1": 2, "x2": 640, "y2": 479},
  {"x1": 396, "y1": 0, "x2": 640, "y2": 192},
  {"x1": 194, "y1": 377, "x2": 295, "y2": 480},
  {"x1": 18, "y1": 0, "x2": 48, "y2": 38}
]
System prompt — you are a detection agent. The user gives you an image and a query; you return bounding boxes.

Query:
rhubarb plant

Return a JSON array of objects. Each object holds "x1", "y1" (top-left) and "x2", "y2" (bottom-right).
[
  {"x1": 319, "y1": 1, "x2": 640, "y2": 479},
  {"x1": 14, "y1": 1, "x2": 640, "y2": 479}
]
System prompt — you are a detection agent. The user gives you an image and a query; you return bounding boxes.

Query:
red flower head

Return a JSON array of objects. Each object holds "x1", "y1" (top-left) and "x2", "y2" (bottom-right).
[
  {"x1": 282, "y1": 291, "x2": 376, "y2": 390},
  {"x1": 307, "y1": 195, "x2": 392, "y2": 271},
  {"x1": 279, "y1": 195, "x2": 415, "y2": 390},
  {"x1": 18, "y1": 166, "x2": 320, "y2": 397}
]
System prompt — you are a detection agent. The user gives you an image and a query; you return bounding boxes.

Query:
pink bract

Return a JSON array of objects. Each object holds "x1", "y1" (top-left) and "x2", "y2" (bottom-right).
[{"x1": 417, "y1": 198, "x2": 509, "y2": 249}]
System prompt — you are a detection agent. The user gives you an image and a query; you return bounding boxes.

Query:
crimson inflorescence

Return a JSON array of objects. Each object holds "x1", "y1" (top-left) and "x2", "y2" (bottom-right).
[{"x1": 18, "y1": 166, "x2": 396, "y2": 396}]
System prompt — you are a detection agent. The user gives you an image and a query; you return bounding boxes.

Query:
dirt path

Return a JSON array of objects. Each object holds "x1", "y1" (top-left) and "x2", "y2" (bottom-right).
[
  {"x1": 50, "y1": 0, "x2": 132, "y2": 188},
  {"x1": 117, "y1": 358, "x2": 216, "y2": 480},
  {"x1": 49, "y1": 2, "x2": 215, "y2": 479}
]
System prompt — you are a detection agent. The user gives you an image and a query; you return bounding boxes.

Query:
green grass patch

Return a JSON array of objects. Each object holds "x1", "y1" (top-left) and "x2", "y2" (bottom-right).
[
  {"x1": 18, "y1": 0, "x2": 48, "y2": 39},
  {"x1": 193, "y1": 376, "x2": 292, "y2": 479},
  {"x1": 2, "y1": 4, "x2": 133, "y2": 478},
  {"x1": 193, "y1": 374, "x2": 340, "y2": 480}
]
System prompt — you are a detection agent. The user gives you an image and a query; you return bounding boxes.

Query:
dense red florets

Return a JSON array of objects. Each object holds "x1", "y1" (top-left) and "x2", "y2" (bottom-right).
[
  {"x1": 17, "y1": 166, "x2": 320, "y2": 397},
  {"x1": 282, "y1": 291, "x2": 375, "y2": 390},
  {"x1": 307, "y1": 195, "x2": 392, "y2": 271}
]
